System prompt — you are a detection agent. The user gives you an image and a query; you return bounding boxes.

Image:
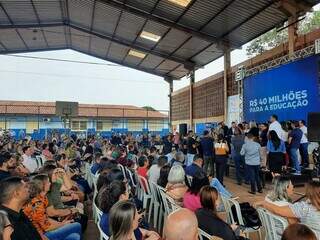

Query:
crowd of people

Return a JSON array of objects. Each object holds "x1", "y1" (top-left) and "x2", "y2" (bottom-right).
[{"x1": 0, "y1": 113, "x2": 318, "y2": 240}]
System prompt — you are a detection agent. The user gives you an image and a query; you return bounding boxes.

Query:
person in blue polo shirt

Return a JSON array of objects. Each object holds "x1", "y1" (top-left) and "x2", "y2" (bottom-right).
[
  {"x1": 288, "y1": 121, "x2": 303, "y2": 174},
  {"x1": 200, "y1": 130, "x2": 215, "y2": 177}
]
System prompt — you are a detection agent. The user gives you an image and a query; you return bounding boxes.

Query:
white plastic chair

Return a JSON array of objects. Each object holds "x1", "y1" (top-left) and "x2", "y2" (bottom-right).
[
  {"x1": 158, "y1": 187, "x2": 181, "y2": 218},
  {"x1": 137, "y1": 176, "x2": 152, "y2": 211},
  {"x1": 257, "y1": 207, "x2": 288, "y2": 240},
  {"x1": 97, "y1": 216, "x2": 109, "y2": 240},
  {"x1": 92, "y1": 173, "x2": 100, "y2": 223},
  {"x1": 198, "y1": 228, "x2": 223, "y2": 240},
  {"x1": 125, "y1": 167, "x2": 137, "y2": 188},
  {"x1": 186, "y1": 175, "x2": 193, "y2": 185},
  {"x1": 149, "y1": 182, "x2": 163, "y2": 230},
  {"x1": 222, "y1": 197, "x2": 262, "y2": 240},
  {"x1": 117, "y1": 164, "x2": 127, "y2": 180}
]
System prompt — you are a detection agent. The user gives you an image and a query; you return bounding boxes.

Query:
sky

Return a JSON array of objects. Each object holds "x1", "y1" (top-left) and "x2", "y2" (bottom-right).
[{"x1": 0, "y1": 4, "x2": 318, "y2": 111}]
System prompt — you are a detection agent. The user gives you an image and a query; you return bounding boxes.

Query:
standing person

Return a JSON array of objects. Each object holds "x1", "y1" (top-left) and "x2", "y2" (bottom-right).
[
  {"x1": 231, "y1": 127, "x2": 246, "y2": 185},
  {"x1": 288, "y1": 121, "x2": 303, "y2": 174},
  {"x1": 214, "y1": 134, "x2": 229, "y2": 186},
  {"x1": 173, "y1": 132, "x2": 180, "y2": 150},
  {"x1": 259, "y1": 123, "x2": 269, "y2": 168},
  {"x1": 299, "y1": 120, "x2": 309, "y2": 168},
  {"x1": 269, "y1": 115, "x2": 285, "y2": 141},
  {"x1": 240, "y1": 133, "x2": 262, "y2": 194},
  {"x1": 200, "y1": 130, "x2": 214, "y2": 177},
  {"x1": 267, "y1": 130, "x2": 286, "y2": 176},
  {"x1": 186, "y1": 131, "x2": 197, "y2": 167}
]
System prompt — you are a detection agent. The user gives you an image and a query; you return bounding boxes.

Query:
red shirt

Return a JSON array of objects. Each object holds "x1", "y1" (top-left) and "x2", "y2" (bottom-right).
[{"x1": 137, "y1": 166, "x2": 148, "y2": 179}]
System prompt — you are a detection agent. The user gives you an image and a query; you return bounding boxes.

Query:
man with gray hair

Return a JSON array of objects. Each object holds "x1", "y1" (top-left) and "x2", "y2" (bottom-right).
[{"x1": 163, "y1": 208, "x2": 198, "y2": 240}]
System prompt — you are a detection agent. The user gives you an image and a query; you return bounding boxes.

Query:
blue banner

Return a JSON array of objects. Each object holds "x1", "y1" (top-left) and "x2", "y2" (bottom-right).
[{"x1": 243, "y1": 56, "x2": 320, "y2": 122}]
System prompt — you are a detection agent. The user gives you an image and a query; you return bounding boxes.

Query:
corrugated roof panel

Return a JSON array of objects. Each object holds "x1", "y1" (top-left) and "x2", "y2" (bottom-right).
[
  {"x1": 139, "y1": 54, "x2": 164, "y2": 69},
  {"x1": 202, "y1": 0, "x2": 268, "y2": 37},
  {"x1": 33, "y1": 1, "x2": 63, "y2": 23},
  {"x1": 108, "y1": 42, "x2": 130, "y2": 60},
  {"x1": 126, "y1": 0, "x2": 157, "y2": 13},
  {"x1": 115, "y1": 11, "x2": 146, "y2": 43},
  {"x1": 70, "y1": 28, "x2": 90, "y2": 51},
  {"x1": 0, "y1": 29, "x2": 26, "y2": 50},
  {"x1": 92, "y1": 1, "x2": 121, "y2": 36},
  {"x1": 173, "y1": 37, "x2": 211, "y2": 59},
  {"x1": 124, "y1": 54, "x2": 143, "y2": 66},
  {"x1": 0, "y1": 7, "x2": 10, "y2": 24},
  {"x1": 153, "y1": 0, "x2": 185, "y2": 22},
  {"x1": 2, "y1": 1, "x2": 38, "y2": 24},
  {"x1": 155, "y1": 28, "x2": 190, "y2": 55},
  {"x1": 178, "y1": 0, "x2": 230, "y2": 31},
  {"x1": 170, "y1": 64, "x2": 189, "y2": 79},
  {"x1": 43, "y1": 26, "x2": 67, "y2": 47},
  {"x1": 68, "y1": 0, "x2": 94, "y2": 29},
  {"x1": 135, "y1": 20, "x2": 169, "y2": 49},
  {"x1": 89, "y1": 37, "x2": 110, "y2": 58},
  {"x1": 191, "y1": 44, "x2": 223, "y2": 66},
  {"x1": 17, "y1": 28, "x2": 47, "y2": 49},
  {"x1": 156, "y1": 59, "x2": 180, "y2": 74}
]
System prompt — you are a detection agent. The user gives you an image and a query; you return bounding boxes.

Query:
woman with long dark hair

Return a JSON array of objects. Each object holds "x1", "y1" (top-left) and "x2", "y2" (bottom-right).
[{"x1": 267, "y1": 130, "x2": 286, "y2": 175}]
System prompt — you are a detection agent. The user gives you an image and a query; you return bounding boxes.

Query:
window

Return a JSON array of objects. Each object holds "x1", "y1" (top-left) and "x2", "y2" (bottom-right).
[
  {"x1": 26, "y1": 121, "x2": 38, "y2": 134},
  {"x1": 148, "y1": 120, "x2": 163, "y2": 131},
  {"x1": 128, "y1": 120, "x2": 143, "y2": 131},
  {"x1": 0, "y1": 121, "x2": 5, "y2": 130},
  {"x1": 71, "y1": 121, "x2": 87, "y2": 131},
  {"x1": 96, "y1": 120, "x2": 112, "y2": 131}
]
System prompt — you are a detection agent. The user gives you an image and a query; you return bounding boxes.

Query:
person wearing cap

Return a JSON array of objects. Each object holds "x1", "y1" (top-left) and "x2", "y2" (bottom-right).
[{"x1": 0, "y1": 151, "x2": 16, "y2": 181}]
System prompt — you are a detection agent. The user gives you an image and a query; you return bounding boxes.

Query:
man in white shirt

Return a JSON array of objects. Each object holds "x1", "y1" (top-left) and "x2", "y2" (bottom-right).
[
  {"x1": 22, "y1": 146, "x2": 38, "y2": 173},
  {"x1": 299, "y1": 120, "x2": 309, "y2": 168},
  {"x1": 147, "y1": 156, "x2": 167, "y2": 184},
  {"x1": 268, "y1": 114, "x2": 286, "y2": 141}
]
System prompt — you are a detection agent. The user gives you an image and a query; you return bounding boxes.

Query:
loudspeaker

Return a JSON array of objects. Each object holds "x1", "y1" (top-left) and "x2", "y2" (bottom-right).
[
  {"x1": 307, "y1": 112, "x2": 320, "y2": 142},
  {"x1": 179, "y1": 124, "x2": 188, "y2": 136}
]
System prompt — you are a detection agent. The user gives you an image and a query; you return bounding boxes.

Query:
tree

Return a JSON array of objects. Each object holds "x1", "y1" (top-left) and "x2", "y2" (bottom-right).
[
  {"x1": 246, "y1": 10, "x2": 320, "y2": 57},
  {"x1": 142, "y1": 106, "x2": 156, "y2": 111}
]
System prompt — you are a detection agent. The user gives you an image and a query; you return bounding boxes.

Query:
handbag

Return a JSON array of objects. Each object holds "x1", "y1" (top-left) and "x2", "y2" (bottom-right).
[{"x1": 231, "y1": 202, "x2": 261, "y2": 229}]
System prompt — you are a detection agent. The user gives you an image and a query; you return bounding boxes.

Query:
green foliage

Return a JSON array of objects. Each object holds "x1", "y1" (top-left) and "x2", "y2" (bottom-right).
[
  {"x1": 142, "y1": 106, "x2": 156, "y2": 111},
  {"x1": 246, "y1": 10, "x2": 320, "y2": 57}
]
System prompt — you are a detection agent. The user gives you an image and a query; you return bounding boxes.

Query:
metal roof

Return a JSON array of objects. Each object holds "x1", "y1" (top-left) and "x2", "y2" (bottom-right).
[{"x1": 0, "y1": 0, "x2": 318, "y2": 80}]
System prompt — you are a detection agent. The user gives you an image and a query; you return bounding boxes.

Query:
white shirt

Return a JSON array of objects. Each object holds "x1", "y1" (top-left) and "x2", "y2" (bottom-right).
[
  {"x1": 147, "y1": 165, "x2": 161, "y2": 184},
  {"x1": 269, "y1": 121, "x2": 286, "y2": 141},
  {"x1": 300, "y1": 126, "x2": 308, "y2": 144},
  {"x1": 22, "y1": 154, "x2": 38, "y2": 173}
]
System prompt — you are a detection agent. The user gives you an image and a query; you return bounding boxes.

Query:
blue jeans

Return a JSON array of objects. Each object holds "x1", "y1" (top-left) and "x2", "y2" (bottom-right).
[
  {"x1": 290, "y1": 148, "x2": 301, "y2": 173},
  {"x1": 45, "y1": 222, "x2": 82, "y2": 240},
  {"x1": 233, "y1": 153, "x2": 248, "y2": 183},
  {"x1": 247, "y1": 165, "x2": 262, "y2": 192},
  {"x1": 210, "y1": 178, "x2": 232, "y2": 198},
  {"x1": 299, "y1": 143, "x2": 309, "y2": 166}
]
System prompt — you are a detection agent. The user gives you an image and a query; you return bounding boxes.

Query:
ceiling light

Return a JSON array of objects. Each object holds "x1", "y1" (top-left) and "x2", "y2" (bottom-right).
[
  {"x1": 167, "y1": 0, "x2": 191, "y2": 7},
  {"x1": 128, "y1": 50, "x2": 146, "y2": 59},
  {"x1": 140, "y1": 31, "x2": 161, "y2": 42}
]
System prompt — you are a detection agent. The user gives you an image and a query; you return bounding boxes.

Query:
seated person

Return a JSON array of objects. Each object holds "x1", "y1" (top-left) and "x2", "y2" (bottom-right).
[
  {"x1": 23, "y1": 174, "x2": 82, "y2": 240},
  {"x1": 0, "y1": 177, "x2": 42, "y2": 240},
  {"x1": 137, "y1": 156, "x2": 149, "y2": 179},
  {"x1": 0, "y1": 151, "x2": 16, "y2": 181},
  {"x1": 147, "y1": 156, "x2": 167, "y2": 184},
  {"x1": 90, "y1": 153, "x2": 103, "y2": 174},
  {"x1": 282, "y1": 223, "x2": 317, "y2": 240},
  {"x1": 256, "y1": 180, "x2": 320, "y2": 238},
  {"x1": 165, "y1": 165, "x2": 188, "y2": 206},
  {"x1": 157, "y1": 165, "x2": 171, "y2": 188},
  {"x1": 170, "y1": 151, "x2": 185, "y2": 167},
  {"x1": 0, "y1": 210, "x2": 13, "y2": 240},
  {"x1": 98, "y1": 181, "x2": 156, "y2": 239},
  {"x1": 196, "y1": 185, "x2": 237, "y2": 240},
  {"x1": 163, "y1": 208, "x2": 198, "y2": 240},
  {"x1": 183, "y1": 172, "x2": 209, "y2": 212}
]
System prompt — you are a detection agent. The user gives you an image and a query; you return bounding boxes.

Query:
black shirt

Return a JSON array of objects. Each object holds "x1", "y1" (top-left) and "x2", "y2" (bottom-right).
[
  {"x1": 196, "y1": 208, "x2": 236, "y2": 240},
  {"x1": 187, "y1": 137, "x2": 197, "y2": 154},
  {"x1": 0, "y1": 170, "x2": 11, "y2": 181},
  {"x1": 0, "y1": 205, "x2": 42, "y2": 240},
  {"x1": 260, "y1": 129, "x2": 268, "y2": 147}
]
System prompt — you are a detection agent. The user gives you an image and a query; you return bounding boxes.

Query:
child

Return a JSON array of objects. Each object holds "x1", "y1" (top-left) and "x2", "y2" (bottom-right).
[{"x1": 240, "y1": 133, "x2": 262, "y2": 194}]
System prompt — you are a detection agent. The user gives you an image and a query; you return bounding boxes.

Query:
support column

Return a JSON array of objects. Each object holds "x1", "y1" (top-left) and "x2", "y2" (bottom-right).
[
  {"x1": 189, "y1": 70, "x2": 195, "y2": 131},
  {"x1": 223, "y1": 48, "x2": 231, "y2": 123},
  {"x1": 165, "y1": 77, "x2": 174, "y2": 131},
  {"x1": 288, "y1": 15, "x2": 298, "y2": 58}
]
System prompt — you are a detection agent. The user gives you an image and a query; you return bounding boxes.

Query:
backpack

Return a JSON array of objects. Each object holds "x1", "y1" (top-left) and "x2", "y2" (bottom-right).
[{"x1": 231, "y1": 202, "x2": 261, "y2": 229}]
